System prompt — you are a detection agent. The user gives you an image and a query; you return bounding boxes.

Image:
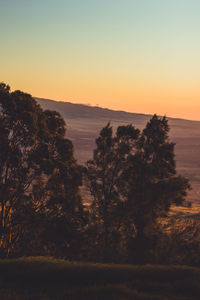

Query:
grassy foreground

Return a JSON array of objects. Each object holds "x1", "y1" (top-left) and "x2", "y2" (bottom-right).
[{"x1": 0, "y1": 257, "x2": 199, "y2": 299}]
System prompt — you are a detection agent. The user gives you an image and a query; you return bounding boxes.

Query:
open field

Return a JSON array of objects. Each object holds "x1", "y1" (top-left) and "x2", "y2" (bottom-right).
[
  {"x1": 37, "y1": 98, "x2": 200, "y2": 210},
  {"x1": 0, "y1": 257, "x2": 200, "y2": 299}
]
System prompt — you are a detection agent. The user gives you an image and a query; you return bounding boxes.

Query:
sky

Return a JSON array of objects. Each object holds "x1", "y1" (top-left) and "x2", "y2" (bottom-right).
[{"x1": 1, "y1": 0, "x2": 200, "y2": 120}]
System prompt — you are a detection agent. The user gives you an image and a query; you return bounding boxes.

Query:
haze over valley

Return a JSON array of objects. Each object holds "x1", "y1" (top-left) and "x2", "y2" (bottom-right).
[{"x1": 37, "y1": 98, "x2": 200, "y2": 209}]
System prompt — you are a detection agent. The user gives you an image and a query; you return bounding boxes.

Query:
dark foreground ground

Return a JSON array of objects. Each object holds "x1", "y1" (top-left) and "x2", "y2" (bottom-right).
[{"x1": 0, "y1": 257, "x2": 200, "y2": 299}]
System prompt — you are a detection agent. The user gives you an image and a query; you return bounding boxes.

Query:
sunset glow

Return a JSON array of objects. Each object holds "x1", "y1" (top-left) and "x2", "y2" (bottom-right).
[{"x1": 1, "y1": 0, "x2": 200, "y2": 120}]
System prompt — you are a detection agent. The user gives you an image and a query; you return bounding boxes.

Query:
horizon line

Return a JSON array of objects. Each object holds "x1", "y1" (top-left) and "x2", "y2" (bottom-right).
[{"x1": 35, "y1": 96, "x2": 200, "y2": 123}]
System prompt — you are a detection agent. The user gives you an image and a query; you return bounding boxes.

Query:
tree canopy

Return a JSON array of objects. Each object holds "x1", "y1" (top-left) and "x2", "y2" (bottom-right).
[
  {"x1": 86, "y1": 115, "x2": 190, "y2": 262},
  {"x1": 0, "y1": 82, "x2": 83, "y2": 257}
]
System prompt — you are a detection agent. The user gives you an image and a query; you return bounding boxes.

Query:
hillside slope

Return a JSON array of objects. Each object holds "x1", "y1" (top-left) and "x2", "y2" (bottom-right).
[
  {"x1": 0, "y1": 257, "x2": 200, "y2": 299},
  {"x1": 36, "y1": 98, "x2": 200, "y2": 207}
]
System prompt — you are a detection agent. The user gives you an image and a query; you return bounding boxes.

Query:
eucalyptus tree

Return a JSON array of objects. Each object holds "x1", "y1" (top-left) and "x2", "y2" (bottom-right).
[
  {"x1": 86, "y1": 123, "x2": 140, "y2": 260},
  {"x1": 122, "y1": 115, "x2": 190, "y2": 262},
  {"x1": 86, "y1": 115, "x2": 190, "y2": 263},
  {"x1": 0, "y1": 83, "x2": 83, "y2": 257}
]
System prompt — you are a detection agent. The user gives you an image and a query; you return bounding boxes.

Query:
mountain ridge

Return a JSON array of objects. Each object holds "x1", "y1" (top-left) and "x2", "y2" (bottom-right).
[{"x1": 35, "y1": 97, "x2": 200, "y2": 123}]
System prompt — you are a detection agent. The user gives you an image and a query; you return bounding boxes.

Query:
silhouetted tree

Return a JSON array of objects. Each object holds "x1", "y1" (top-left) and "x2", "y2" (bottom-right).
[
  {"x1": 86, "y1": 115, "x2": 190, "y2": 263},
  {"x1": 122, "y1": 115, "x2": 190, "y2": 263},
  {"x1": 86, "y1": 123, "x2": 139, "y2": 261},
  {"x1": 0, "y1": 82, "x2": 84, "y2": 257}
]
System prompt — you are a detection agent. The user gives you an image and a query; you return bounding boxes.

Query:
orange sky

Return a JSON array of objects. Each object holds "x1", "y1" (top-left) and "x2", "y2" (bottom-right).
[{"x1": 1, "y1": 0, "x2": 200, "y2": 120}]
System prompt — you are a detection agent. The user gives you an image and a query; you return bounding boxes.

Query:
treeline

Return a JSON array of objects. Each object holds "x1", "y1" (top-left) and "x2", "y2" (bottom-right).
[{"x1": 0, "y1": 83, "x2": 198, "y2": 265}]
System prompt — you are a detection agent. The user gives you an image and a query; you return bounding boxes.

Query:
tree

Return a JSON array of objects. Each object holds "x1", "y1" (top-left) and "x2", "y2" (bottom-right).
[
  {"x1": 122, "y1": 115, "x2": 190, "y2": 263},
  {"x1": 0, "y1": 82, "x2": 83, "y2": 257},
  {"x1": 86, "y1": 115, "x2": 190, "y2": 263},
  {"x1": 86, "y1": 123, "x2": 140, "y2": 261},
  {"x1": 30, "y1": 109, "x2": 85, "y2": 257}
]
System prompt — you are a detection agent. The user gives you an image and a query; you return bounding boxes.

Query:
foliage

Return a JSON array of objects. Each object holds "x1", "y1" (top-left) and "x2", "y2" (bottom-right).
[
  {"x1": 0, "y1": 83, "x2": 84, "y2": 257},
  {"x1": 86, "y1": 115, "x2": 190, "y2": 263},
  {"x1": 0, "y1": 82, "x2": 195, "y2": 266},
  {"x1": 86, "y1": 123, "x2": 139, "y2": 260},
  {"x1": 122, "y1": 115, "x2": 190, "y2": 263}
]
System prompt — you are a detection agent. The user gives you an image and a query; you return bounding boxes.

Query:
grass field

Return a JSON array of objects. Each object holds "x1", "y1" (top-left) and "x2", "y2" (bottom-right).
[{"x1": 0, "y1": 257, "x2": 200, "y2": 299}]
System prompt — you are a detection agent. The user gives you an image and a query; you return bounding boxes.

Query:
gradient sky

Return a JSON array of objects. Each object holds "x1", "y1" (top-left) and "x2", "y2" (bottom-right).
[{"x1": 1, "y1": 0, "x2": 200, "y2": 120}]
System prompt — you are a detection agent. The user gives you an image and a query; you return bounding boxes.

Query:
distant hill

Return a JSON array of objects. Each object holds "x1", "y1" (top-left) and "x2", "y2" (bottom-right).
[{"x1": 36, "y1": 97, "x2": 200, "y2": 207}]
